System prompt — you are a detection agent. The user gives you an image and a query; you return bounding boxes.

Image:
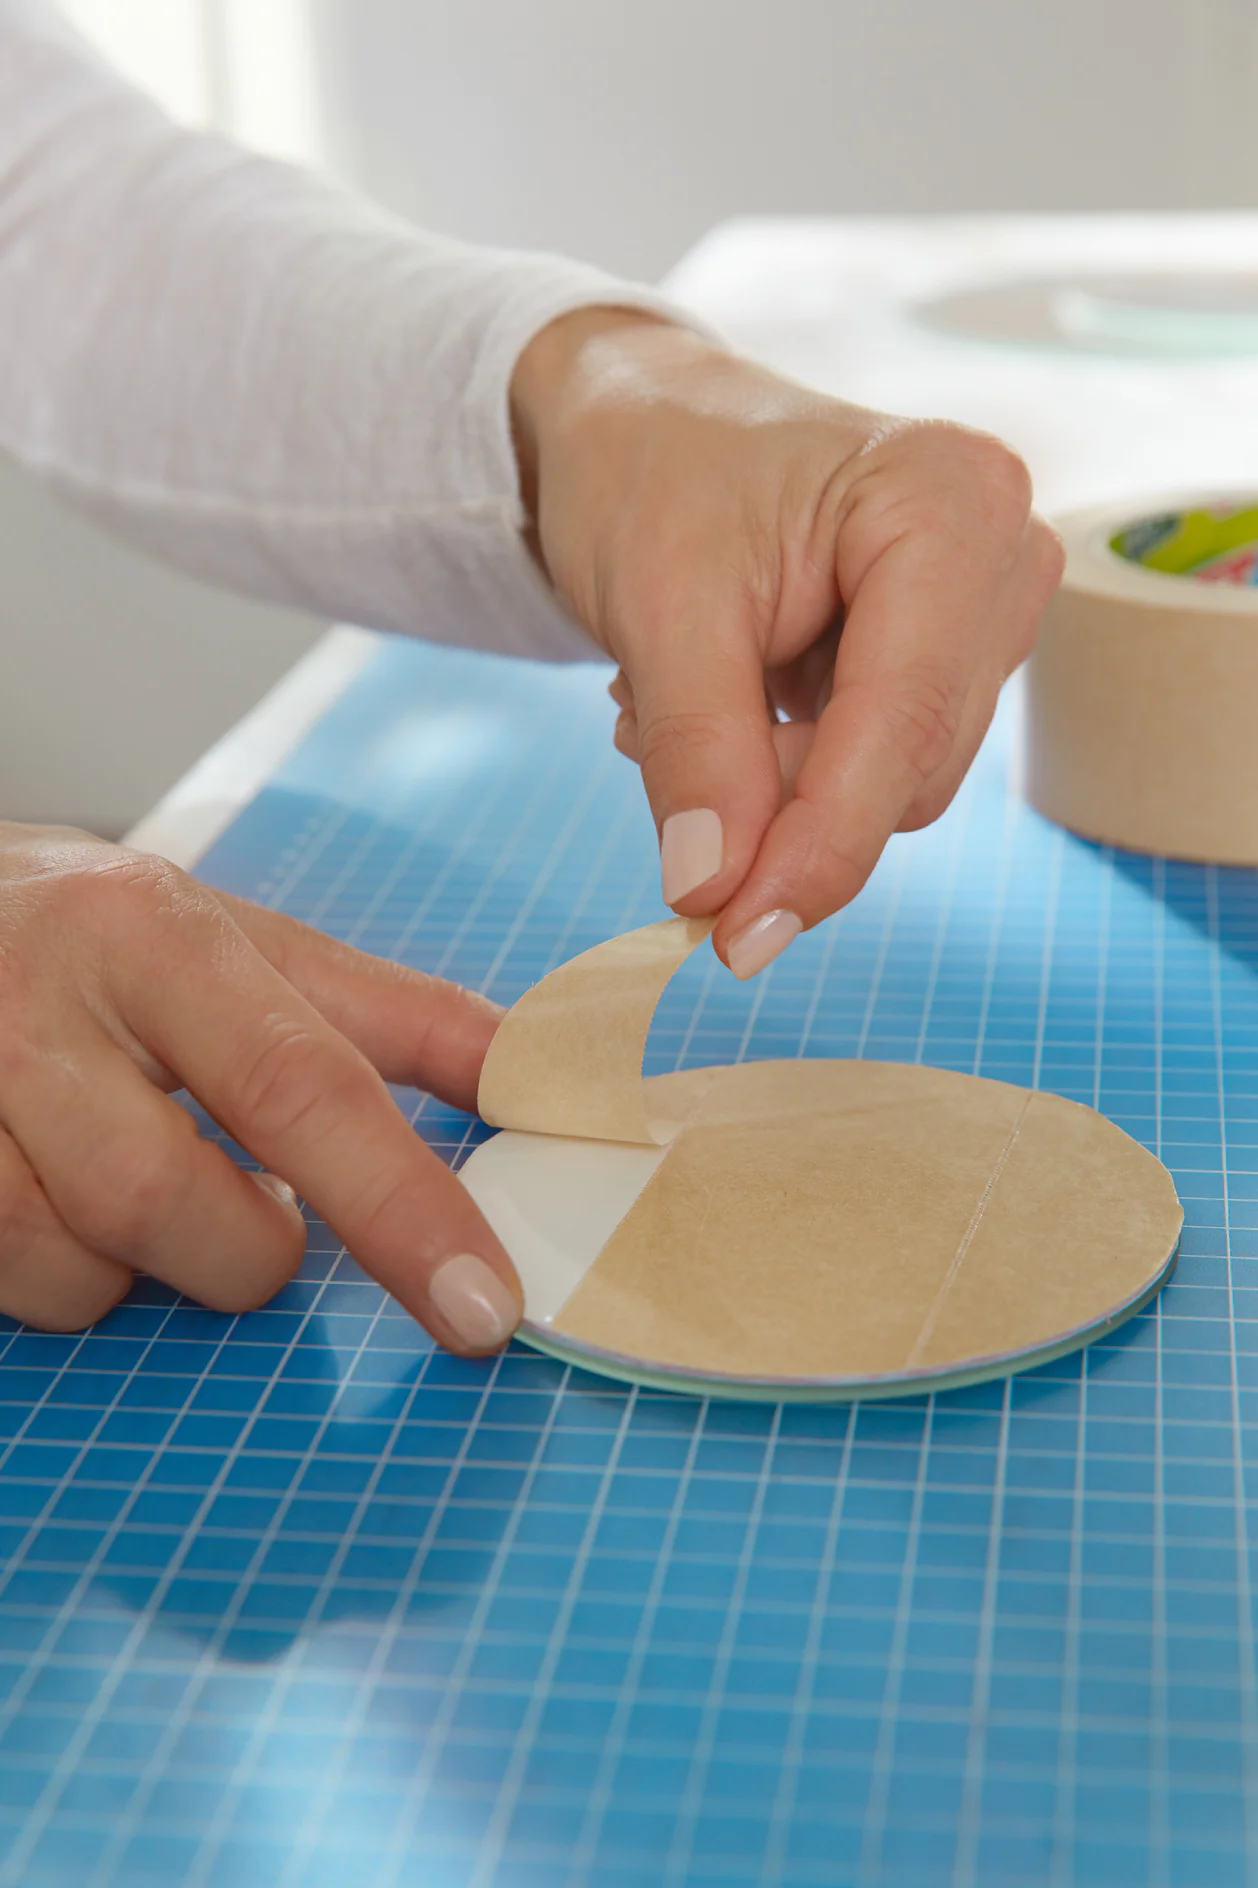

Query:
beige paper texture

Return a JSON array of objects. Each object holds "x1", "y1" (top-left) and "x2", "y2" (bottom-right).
[
  {"x1": 476, "y1": 918, "x2": 1183, "y2": 1384},
  {"x1": 478, "y1": 917, "x2": 712, "y2": 1144},
  {"x1": 1026, "y1": 494, "x2": 1258, "y2": 863}
]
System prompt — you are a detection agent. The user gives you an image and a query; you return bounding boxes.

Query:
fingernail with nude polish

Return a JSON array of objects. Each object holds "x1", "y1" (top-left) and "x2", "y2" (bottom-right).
[
  {"x1": 727, "y1": 909, "x2": 803, "y2": 981},
  {"x1": 253, "y1": 1171, "x2": 300, "y2": 1210},
  {"x1": 429, "y1": 1253, "x2": 520, "y2": 1351},
  {"x1": 660, "y1": 808, "x2": 724, "y2": 905}
]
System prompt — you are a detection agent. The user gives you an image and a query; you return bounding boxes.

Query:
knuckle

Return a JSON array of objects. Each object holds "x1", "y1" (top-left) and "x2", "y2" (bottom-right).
[
  {"x1": 328, "y1": 1125, "x2": 446, "y2": 1257},
  {"x1": 637, "y1": 706, "x2": 740, "y2": 773},
  {"x1": 961, "y1": 428, "x2": 1033, "y2": 501},
  {"x1": 636, "y1": 702, "x2": 781, "y2": 819},
  {"x1": 3, "y1": 850, "x2": 206, "y2": 997},
  {"x1": 809, "y1": 830, "x2": 871, "y2": 902},
  {"x1": 344, "y1": 1165, "x2": 428, "y2": 1258},
  {"x1": 924, "y1": 423, "x2": 1034, "y2": 525},
  {"x1": 234, "y1": 1019, "x2": 366, "y2": 1148},
  {"x1": 53, "y1": 851, "x2": 190, "y2": 930},
  {"x1": 69, "y1": 1139, "x2": 190, "y2": 1259},
  {"x1": 879, "y1": 675, "x2": 963, "y2": 786},
  {"x1": 785, "y1": 801, "x2": 872, "y2": 911}
]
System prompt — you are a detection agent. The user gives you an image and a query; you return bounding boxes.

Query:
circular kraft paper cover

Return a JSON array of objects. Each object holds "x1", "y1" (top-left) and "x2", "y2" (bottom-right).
[{"x1": 461, "y1": 1059, "x2": 1183, "y2": 1403}]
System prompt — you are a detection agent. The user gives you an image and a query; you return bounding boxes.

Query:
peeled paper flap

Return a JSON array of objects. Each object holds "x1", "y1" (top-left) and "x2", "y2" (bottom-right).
[{"x1": 477, "y1": 916, "x2": 713, "y2": 1145}]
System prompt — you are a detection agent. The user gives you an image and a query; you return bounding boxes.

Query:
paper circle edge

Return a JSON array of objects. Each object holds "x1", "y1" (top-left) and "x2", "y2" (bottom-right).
[{"x1": 512, "y1": 1238, "x2": 1179, "y2": 1402}]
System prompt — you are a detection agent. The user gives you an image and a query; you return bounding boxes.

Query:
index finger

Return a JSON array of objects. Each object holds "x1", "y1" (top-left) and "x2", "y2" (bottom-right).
[
  {"x1": 713, "y1": 519, "x2": 1036, "y2": 970},
  {"x1": 108, "y1": 888, "x2": 521, "y2": 1354}
]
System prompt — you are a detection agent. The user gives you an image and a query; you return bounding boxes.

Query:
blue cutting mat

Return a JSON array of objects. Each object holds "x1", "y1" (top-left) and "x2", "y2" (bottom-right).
[{"x1": 1, "y1": 638, "x2": 1255, "y2": 1888}]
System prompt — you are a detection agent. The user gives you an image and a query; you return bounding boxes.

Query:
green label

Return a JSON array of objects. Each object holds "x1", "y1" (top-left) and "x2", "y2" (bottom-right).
[{"x1": 1110, "y1": 505, "x2": 1258, "y2": 584}]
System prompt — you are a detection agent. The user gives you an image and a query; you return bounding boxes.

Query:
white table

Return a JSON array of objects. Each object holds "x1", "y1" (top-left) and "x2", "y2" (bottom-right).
[{"x1": 129, "y1": 212, "x2": 1258, "y2": 872}]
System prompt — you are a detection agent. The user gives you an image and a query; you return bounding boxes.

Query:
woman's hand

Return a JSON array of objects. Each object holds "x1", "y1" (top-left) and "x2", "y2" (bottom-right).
[
  {"x1": 0, "y1": 824, "x2": 520, "y2": 1344},
  {"x1": 512, "y1": 310, "x2": 1064, "y2": 977}
]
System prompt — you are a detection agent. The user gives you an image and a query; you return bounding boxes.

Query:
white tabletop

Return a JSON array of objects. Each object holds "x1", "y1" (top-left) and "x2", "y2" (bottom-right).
[{"x1": 130, "y1": 211, "x2": 1258, "y2": 872}]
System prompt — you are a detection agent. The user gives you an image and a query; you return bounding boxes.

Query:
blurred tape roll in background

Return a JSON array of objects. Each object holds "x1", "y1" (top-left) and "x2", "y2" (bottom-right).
[{"x1": 1026, "y1": 495, "x2": 1258, "y2": 862}]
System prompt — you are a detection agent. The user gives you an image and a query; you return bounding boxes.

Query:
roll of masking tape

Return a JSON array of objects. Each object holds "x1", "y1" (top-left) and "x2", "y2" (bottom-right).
[{"x1": 1025, "y1": 495, "x2": 1258, "y2": 862}]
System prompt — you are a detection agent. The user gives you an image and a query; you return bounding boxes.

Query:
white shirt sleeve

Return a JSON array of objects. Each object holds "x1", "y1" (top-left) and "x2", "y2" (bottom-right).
[{"x1": 0, "y1": 0, "x2": 706, "y2": 660}]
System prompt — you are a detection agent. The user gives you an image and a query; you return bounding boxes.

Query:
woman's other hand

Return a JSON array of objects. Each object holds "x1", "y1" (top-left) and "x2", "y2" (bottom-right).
[
  {"x1": 0, "y1": 824, "x2": 520, "y2": 1346},
  {"x1": 512, "y1": 311, "x2": 1063, "y2": 977}
]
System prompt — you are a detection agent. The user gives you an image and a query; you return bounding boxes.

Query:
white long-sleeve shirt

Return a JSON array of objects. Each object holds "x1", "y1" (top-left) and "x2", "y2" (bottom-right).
[{"x1": 0, "y1": 0, "x2": 696, "y2": 660}]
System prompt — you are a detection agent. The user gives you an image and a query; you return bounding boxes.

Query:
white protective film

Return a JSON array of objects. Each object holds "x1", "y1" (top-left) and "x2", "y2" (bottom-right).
[{"x1": 460, "y1": 1132, "x2": 666, "y2": 1326}]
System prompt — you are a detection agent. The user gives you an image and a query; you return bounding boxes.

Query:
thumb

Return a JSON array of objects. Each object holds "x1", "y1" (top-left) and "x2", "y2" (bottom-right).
[{"x1": 626, "y1": 608, "x2": 781, "y2": 917}]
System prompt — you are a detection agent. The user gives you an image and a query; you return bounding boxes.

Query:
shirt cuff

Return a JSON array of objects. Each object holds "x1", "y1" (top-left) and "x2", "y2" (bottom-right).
[{"x1": 405, "y1": 255, "x2": 725, "y2": 664}]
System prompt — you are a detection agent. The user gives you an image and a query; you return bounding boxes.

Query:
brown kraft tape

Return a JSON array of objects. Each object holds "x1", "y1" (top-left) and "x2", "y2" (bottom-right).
[{"x1": 1025, "y1": 493, "x2": 1258, "y2": 863}]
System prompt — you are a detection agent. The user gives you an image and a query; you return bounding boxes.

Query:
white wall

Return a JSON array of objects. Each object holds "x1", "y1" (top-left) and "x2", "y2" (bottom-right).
[
  {"x1": 311, "y1": 0, "x2": 1258, "y2": 283},
  {"x1": 4, "y1": 0, "x2": 1258, "y2": 835},
  {"x1": 0, "y1": 461, "x2": 321, "y2": 836}
]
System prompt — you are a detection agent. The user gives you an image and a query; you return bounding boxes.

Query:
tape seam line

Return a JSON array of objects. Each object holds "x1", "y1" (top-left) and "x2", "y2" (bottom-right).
[{"x1": 904, "y1": 1091, "x2": 1034, "y2": 1370}]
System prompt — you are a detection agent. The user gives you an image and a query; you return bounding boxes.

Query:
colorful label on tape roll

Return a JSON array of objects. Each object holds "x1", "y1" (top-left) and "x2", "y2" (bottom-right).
[{"x1": 1110, "y1": 505, "x2": 1258, "y2": 585}]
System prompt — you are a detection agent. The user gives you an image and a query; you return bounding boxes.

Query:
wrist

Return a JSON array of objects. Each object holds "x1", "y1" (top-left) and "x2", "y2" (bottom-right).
[{"x1": 510, "y1": 305, "x2": 698, "y2": 526}]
